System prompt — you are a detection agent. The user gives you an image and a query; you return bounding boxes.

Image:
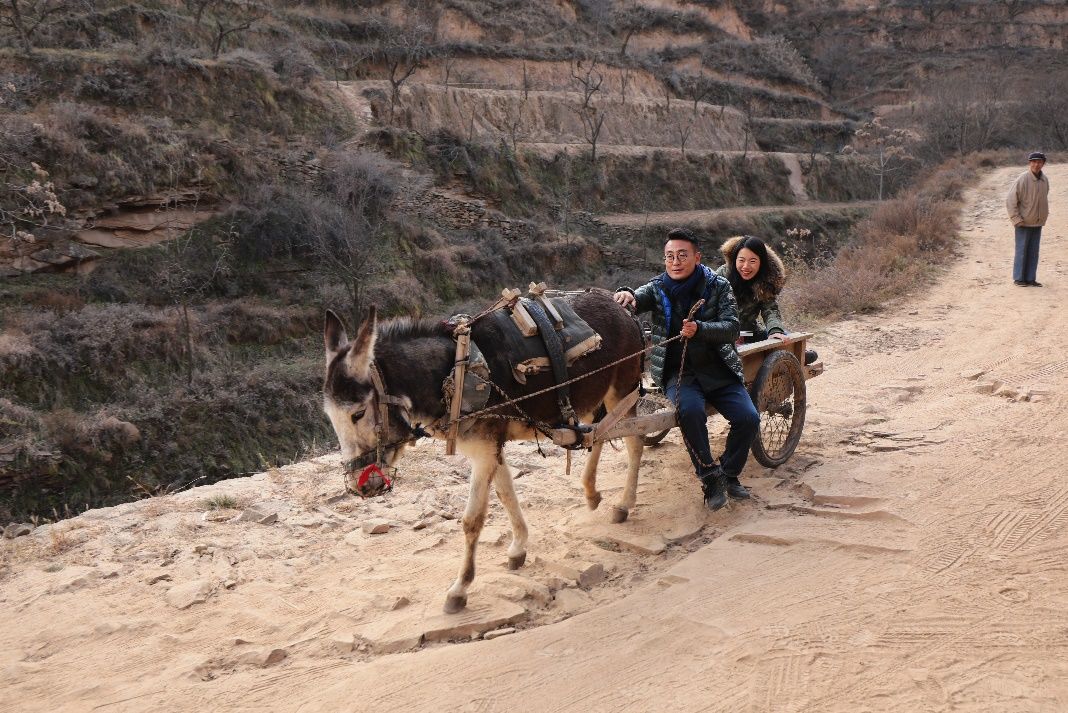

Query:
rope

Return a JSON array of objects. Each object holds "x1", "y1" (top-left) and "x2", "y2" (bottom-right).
[
  {"x1": 670, "y1": 300, "x2": 718, "y2": 471},
  {"x1": 448, "y1": 331, "x2": 688, "y2": 429}
]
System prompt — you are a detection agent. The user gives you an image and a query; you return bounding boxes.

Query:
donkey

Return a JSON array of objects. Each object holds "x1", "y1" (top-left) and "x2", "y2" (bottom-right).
[{"x1": 322, "y1": 289, "x2": 645, "y2": 613}]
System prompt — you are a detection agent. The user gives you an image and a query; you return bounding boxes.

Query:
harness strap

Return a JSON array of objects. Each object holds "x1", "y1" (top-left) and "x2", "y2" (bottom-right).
[{"x1": 523, "y1": 298, "x2": 577, "y2": 426}]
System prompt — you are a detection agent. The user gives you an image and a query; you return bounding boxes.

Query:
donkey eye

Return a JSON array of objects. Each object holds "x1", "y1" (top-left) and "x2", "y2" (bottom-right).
[{"x1": 351, "y1": 409, "x2": 366, "y2": 423}]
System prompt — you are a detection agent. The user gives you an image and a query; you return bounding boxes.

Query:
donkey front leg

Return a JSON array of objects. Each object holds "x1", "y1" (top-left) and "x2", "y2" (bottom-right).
[
  {"x1": 493, "y1": 460, "x2": 529, "y2": 570},
  {"x1": 444, "y1": 443, "x2": 497, "y2": 614},
  {"x1": 611, "y1": 434, "x2": 645, "y2": 524},
  {"x1": 581, "y1": 441, "x2": 605, "y2": 511}
]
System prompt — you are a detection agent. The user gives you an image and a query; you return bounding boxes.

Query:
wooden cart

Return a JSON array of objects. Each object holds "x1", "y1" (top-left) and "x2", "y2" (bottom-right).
[{"x1": 549, "y1": 333, "x2": 823, "y2": 468}]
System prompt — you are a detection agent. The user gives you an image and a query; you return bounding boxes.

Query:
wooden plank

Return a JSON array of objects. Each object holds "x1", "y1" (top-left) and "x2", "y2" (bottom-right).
[
  {"x1": 739, "y1": 332, "x2": 812, "y2": 383},
  {"x1": 550, "y1": 408, "x2": 677, "y2": 447},
  {"x1": 591, "y1": 388, "x2": 640, "y2": 442}
]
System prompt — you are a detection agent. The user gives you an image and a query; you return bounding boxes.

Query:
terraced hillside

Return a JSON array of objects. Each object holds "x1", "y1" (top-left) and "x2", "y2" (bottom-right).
[{"x1": 0, "y1": 0, "x2": 1053, "y2": 519}]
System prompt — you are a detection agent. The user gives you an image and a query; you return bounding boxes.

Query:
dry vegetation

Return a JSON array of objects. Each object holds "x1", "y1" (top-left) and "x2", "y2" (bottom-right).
[{"x1": 2, "y1": 0, "x2": 1064, "y2": 522}]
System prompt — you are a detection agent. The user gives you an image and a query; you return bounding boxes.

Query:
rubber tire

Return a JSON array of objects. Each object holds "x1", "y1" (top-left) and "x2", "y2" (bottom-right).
[{"x1": 749, "y1": 349, "x2": 807, "y2": 468}]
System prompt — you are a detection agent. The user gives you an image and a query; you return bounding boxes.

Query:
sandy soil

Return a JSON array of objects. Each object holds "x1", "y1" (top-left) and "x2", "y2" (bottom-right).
[{"x1": 2, "y1": 164, "x2": 1067, "y2": 711}]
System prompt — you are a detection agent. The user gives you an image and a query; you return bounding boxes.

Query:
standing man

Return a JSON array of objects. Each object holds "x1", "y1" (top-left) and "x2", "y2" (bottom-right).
[
  {"x1": 1007, "y1": 151, "x2": 1050, "y2": 287},
  {"x1": 614, "y1": 228, "x2": 759, "y2": 511}
]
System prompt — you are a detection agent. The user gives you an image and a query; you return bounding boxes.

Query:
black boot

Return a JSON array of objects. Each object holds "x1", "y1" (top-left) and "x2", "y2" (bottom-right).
[
  {"x1": 726, "y1": 475, "x2": 751, "y2": 500},
  {"x1": 700, "y1": 467, "x2": 728, "y2": 512}
]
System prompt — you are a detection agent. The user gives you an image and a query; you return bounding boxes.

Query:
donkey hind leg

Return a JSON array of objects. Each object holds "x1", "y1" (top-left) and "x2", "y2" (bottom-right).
[
  {"x1": 444, "y1": 442, "x2": 496, "y2": 614},
  {"x1": 493, "y1": 460, "x2": 529, "y2": 570},
  {"x1": 581, "y1": 441, "x2": 604, "y2": 511},
  {"x1": 611, "y1": 434, "x2": 645, "y2": 524}
]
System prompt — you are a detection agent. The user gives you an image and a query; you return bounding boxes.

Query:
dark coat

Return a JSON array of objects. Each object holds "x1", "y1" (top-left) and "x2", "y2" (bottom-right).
[
  {"x1": 620, "y1": 264, "x2": 743, "y2": 388},
  {"x1": 716, "y1": 235, "x2": 786, "y2": 336}
]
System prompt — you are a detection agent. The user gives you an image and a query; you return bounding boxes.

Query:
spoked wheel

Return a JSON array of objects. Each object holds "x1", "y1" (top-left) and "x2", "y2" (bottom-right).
[
  {"x1": 637, "y1": 391, "x2": 673, "y2": 447},
  {"x1": 749, "y1": 350, "x2": 807, "y2": 467}
]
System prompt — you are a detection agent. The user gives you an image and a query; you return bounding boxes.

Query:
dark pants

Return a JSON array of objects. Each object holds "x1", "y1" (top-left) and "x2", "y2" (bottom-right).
[
  {"x1": 1014, "y1": 225, "x2": 1042, "y2": 282},
  {"x1": 665, "y1": 374, "x2": 760, "y2": 478}
]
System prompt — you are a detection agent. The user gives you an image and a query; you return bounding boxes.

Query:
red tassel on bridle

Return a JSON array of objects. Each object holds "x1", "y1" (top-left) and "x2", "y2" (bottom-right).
[{"x1": 355, "y1": 463, "x2": 393, "y2": 498}]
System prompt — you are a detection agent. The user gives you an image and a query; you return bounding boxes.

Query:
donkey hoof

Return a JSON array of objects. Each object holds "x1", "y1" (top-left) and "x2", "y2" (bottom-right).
[
  {"x1": 507, "y1": 552, "x2": 527, "y2": 570},
  {"x1": 586, "y1": 492, "x2": 602, "y2": 511},
  {"x1": 609, "y1": 506, "x2": 629, "y2": 524},
  {"x1": 443, "y1": 593, "x2": 468, "y2": 614}
]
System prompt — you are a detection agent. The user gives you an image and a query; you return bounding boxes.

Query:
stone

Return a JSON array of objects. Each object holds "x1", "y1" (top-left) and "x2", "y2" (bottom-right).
[
  {"x1": 482, "y1": 627, "x2": 517, "y2": 640},
  {"x1": 959, "y1": 368, "x2": 986, "y2": 380},
  {"x1": 326, "y1": 631, "x2": 355, "y2": 654},
  {"x1": 481, "y1": 573, "x2": 552, "y2": 605},
  {"x1": 412, "y1": 516, "x2": 441, "y2": 530},
  {"x1": 144, "y1": 571, "x2": 172, "y2": 585},
  {"x1": 237, "y1": 647, "x2": 287, "y2": 668},
  {"x1": 236, "y1": 508, "x2": 265, "y2": 523},
  {"x1": 257, "y1": 512, "x2": 278, "y2": 525},
  {"x1": 601, "y1": 532, "x2": 667, "y2": 556},
  {"x1": 362, "y1": 520, "x2": 391, "y2": 535},
  {"x1": 165, "y1": 580, "x2": 212, "y2": 610},
  {"x1": 551, "y1": 588, "x2": 592, "y2": 614},
  {"x1": 975, "y1": 380, "x2": 1001, "y2": 395},
  {"x1": 2, "y1": 523, "x2": 33, "y2": 539},
  {"x1": 534, "y1": 557, "x2": 605, "y2": 588},
  {"x1": 421, "y1": 600, "x2": 527, "y2": 643}
]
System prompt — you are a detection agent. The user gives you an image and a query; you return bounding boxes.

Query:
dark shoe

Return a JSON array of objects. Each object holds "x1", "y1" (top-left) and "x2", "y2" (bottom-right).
[
  {"x1": 726, "y1": 476, "x2": 751, "y2": 500},
  {"x1": 1014, "y1": 280, "x2": 1030, "y2": 286},
  {"x1": 700, "y1": 467, "x2": 727, "y2": 512},
  {"x1": 1028, "y1": 281, "x2": 1043, "y2": 287},
  {"x1": 804, "y1": 348, "x2": 818, "y2": 365}
]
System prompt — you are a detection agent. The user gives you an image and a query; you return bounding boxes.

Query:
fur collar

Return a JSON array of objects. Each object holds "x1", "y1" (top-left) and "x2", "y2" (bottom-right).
[{"x1": 718, "y1": 236, "x2": 786, "y2": 303}]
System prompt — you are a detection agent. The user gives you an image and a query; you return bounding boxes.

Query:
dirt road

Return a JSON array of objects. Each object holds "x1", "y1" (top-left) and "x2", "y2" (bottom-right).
[{"x1": 2, "y1": 165, "x2": 1066, "y2": 711}]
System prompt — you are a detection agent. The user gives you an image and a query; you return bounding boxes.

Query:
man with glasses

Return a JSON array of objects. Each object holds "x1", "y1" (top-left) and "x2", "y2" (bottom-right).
[{"x1": 614, "y1": 228, "x2": 759, "y2": 511}]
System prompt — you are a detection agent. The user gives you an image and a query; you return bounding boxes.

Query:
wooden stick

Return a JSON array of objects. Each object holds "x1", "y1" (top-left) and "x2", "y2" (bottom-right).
[{"x1": 445, "y1": 326, "x2": 471, "y2": 455}]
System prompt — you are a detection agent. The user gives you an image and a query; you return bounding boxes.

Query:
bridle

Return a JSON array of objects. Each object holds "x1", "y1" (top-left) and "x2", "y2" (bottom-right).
[{"x1": 361, "y1": 362, "x2": 432, "y2": 469}]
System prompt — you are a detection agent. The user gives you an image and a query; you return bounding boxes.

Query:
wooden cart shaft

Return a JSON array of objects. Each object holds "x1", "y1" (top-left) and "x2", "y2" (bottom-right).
[{"x1": 550, "y1": 332, "x2": 822, "y2": 448}]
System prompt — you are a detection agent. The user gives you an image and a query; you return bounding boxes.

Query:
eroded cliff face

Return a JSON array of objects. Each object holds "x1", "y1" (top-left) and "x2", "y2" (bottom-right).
[{"x1": 376, "y1": 83, "x2": 750, "y2": 151}]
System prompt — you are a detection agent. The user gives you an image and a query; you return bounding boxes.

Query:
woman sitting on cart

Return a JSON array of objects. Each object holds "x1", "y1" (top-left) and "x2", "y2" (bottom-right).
[{"x1": 717, "y1": 235, "x2": 817, "y2": 365}]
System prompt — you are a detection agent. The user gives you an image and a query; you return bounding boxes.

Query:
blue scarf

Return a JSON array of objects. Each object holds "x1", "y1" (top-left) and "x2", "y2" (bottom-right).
[{"x1": 660, "y1": 266, "x2": 707, "y2": 329}]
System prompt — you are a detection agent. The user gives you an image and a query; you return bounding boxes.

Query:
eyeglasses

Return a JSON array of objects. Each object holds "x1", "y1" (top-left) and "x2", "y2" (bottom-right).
[{"x1": 664, "y1": 252, "x2": 692, "y2": 263}]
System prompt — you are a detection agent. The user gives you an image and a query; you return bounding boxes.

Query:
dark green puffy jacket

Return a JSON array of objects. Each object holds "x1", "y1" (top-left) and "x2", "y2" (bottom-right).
[{"x1": 620, "y1": 264, "x2": 743, "y2": 388}]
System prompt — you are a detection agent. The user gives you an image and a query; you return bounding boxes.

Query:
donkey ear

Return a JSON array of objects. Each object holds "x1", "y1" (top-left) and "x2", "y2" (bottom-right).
[
  {"x1": 346, "y1": 305, "x2": 377, "y2": 381},
  {"x1": 324, "y1": 310, "x2": 348, "y2": 357}
]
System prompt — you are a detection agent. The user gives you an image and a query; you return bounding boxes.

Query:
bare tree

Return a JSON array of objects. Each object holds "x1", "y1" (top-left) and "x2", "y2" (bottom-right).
[
  {"x1": 618, "y1": 67, "x2": 630, "y2": 105},
  {"x1": 740, "y1": 97, "x2": 757, "y2": 160},
  {"x1": 612, "y1": 2, "x2": 656, "y2": 57},
  {"x1": 156, "y1": 219, "x2": 234, "y2": 385},
  {"x1": 672, "y1": 114, "x2": 695, "y2": 157},
  {"x1": 917, "y1": 69, "x2": 1009, "y2": 159},
  {"x1": 670, "y1": 72, "x2": 714, "y2": 115},
  {"x1": 313, "y1": 152, "x2": 405, "y2": 326},
  {"x1": 378, "y1": 22, "x2": 436, "y2": 126},
  {"x1": 1, "y1": 0, "x2": 86, "y2": 54},
  {"x1": 324, "y1": 39, "x2": 372, "y2": 87},
  {"x1": 207, "y1": 0, "x2": 265, "y2": 59},
  {"x1": 847, "y1": 118, "x2": 918, "y2": 200},
  {"x1": 570, "y1": 59, "x2": 607, "y2": 163},
  {"x1": 998, "y1": 0, "x2": 1027, "y2": 20},
  {"x1": 522, "y1": 60, "x2": 532, "y2": 101}
]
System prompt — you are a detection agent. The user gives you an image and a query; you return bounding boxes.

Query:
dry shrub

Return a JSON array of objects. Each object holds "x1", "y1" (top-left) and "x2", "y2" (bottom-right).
[{"x1": 783, "y1": 160, "x2": 975, "y2": 320}]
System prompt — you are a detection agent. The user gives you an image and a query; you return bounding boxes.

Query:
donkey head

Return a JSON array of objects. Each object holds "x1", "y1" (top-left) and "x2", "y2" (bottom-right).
[{"x1": 322, "y1": 308, "x2": 411, "y2": 489}]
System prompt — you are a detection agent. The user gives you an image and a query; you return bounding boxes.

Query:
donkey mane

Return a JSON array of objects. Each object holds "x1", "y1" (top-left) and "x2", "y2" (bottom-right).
[{"x1": 376, "y1": 317, "x2": 451, "y2": 345}]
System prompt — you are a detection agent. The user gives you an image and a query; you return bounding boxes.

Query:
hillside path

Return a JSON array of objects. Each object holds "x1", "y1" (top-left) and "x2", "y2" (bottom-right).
[
  {"x1": 599, "y1": 199, "x2": 879, "y2": 227},
  {"x1": 1, "y1": 165, "x2": 1067, "y2": 712}
]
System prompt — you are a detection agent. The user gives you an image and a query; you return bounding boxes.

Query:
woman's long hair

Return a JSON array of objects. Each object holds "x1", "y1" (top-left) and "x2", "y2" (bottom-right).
[{"x1": 725, "y1": 235, "x2": 770, "y2": 297}]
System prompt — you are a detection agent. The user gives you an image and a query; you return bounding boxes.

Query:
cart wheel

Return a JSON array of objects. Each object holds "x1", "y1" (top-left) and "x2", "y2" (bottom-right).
[
  {"x1": 749, "y1": 350, "x2": 807, "y2": 467},
  {"x1": 637, "y1": 392, "x2": 673, "y2": 447}
]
